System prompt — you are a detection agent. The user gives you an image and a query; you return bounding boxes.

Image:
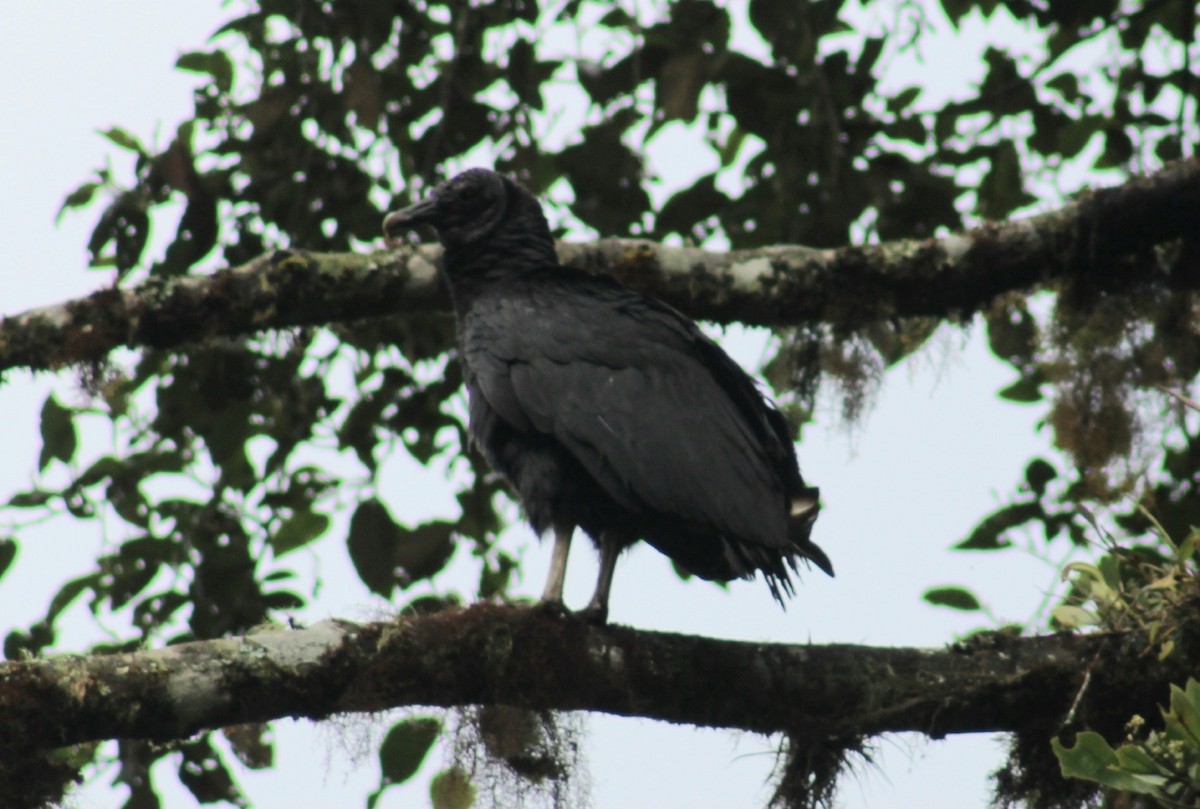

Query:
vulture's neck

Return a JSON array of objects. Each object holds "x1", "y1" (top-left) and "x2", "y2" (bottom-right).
[{"x1": 442, "y1": 221, "x2": 559, "y2": 315}]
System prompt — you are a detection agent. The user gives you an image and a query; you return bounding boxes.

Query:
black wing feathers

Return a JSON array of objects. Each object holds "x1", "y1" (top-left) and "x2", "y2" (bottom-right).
[
  {"x1": 464, "y1": 268, "x2": 801, "y2": 567},
  {"x1": 387, "y1": 169, "x2": 830, "y2": 615}
]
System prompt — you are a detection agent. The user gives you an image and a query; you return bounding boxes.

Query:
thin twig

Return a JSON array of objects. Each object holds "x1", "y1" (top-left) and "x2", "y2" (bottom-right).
[
  {"x1": 1155, "y1": 383, "x2": 1200, "y2": 412},
  {"x1": 1061, "y1": 664, "x2": 1094, "y2": 728}
]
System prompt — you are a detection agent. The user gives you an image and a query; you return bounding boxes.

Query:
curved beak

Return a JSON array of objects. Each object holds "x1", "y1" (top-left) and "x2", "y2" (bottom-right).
[{"x1": 383, "y1": 197, "x2": 437, "y2": 242}]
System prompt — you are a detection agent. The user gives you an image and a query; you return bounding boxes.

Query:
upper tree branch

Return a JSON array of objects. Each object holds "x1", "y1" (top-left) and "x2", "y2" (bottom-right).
[
  {"x1": 3, "y1": 159, "x2": 1198, "y2": 374},
  {"x1": 0, "y1": 604, "x2": 1180, "y2": 752}
]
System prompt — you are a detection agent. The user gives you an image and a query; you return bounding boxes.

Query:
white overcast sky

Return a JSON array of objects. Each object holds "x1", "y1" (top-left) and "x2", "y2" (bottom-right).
[{"x1": 0, "y1": 3, "x2": 1084, "y2": 808}]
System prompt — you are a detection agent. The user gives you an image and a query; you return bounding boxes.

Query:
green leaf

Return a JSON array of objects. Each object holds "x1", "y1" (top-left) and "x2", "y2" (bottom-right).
[
  {"x1": 1045, "y1": 73, "x2": 1079, "y2": 101},
  {"x1": 479, "y1": 553, "x2": 517, "y2": 600},
  {"x1": 1053, "y1": 733, "x2": 1167, "y2": 794},
  {"x1": 379, "y1": 717, "x2": 441, "y2": 785},
  {"x1": 1024, "y1": 459, "x2": 1057, "y2": 496},
  {"x1": 1056, "y1": 116, "x2": 1102, "y2": 158},
  {"x1": 1186, "y1": 677, "x2": 1200, "y2": 709},
  {"x1": 56, "y1": 180, "x2": 102, "y2": 223},
  {"x1": 46, "y1": 573, "x2": 102, "y2": 624},
  {"x1": 223, "y1": 723, "x2": 273, "y2": 770},
  {"x1": 922, "y1": 586, "x2": 982, "y2": 611},
  {"x1": 1097, "y1": 126, "x2": 1134, "y2": 168},
  {"x1": 1050, "y1": 605, "x2": 1098, "y2": 630},
  {"x1": 938, "y1": 0, "x2": 975, "y2": 24},
  {"x1": 978, "y1": 141, "x2": 1036, "y2": 219},
  {"x1": 857, "y1": 37, "x2": 885, "y2": 75},
  {"x1": 1097, "y1": 555, "x2": 1123, "y2": 595},
  {"x1": 885, "y1": 116, "x2": 926, "y2": 144},
  {"x1": 955, "y1": 501, "x2": 1043, "y2": 550},
  {"x1": 401, "y1": 594, "x2": 460, "y2": 618},
  {"x1": 4, "y1": 623, "x2": 55, "y2": 660},
  {"x1": 656, "y1": 174, "x2": 730, "y2": 239},
  {"x1": 347, "y1": 499, "x2": 402, "y2": 597},
  {"x1": 263, "y1": 590, "x2": 304, "y2": 610},
  {"x1": 986, "y1": 304, "x2": 1037, "y2": 366},
  {"x1": 177, "y1": 737, "x2": 244, "y2": 805},
  {"x1": 97, "y1": 126, "x2": 146, "y2": 155},
  {"x1": 1053, "y1": 732, "x2": 1118, "y2": 776},
  {"x1": 887, "y1": 86, "x2": 922, "y2": 112},
  {"x1": 1168, "y1": 683, "x2": 1200, "y2": 746},
  {"x1": 7, "y1": 490, "x2": 53, "y2": 508},
  {"x1": 598, "y1": 8, "x2": 635, "y2": 27},
  {"x1": 1115, "y1": 743, "x2": 1165, "y2": 776},
  {"x1": 657, "y1": 50, "x2": 709, "y2": 122},
  {"x1": 103, "y1": 537, "x2": 173, "y2": 611},
  {"x1": 176, "y1": 50, "x2": 234, "y2": 93},
  {"x1": 430, "y1": 767, "x2": 476, "y2": 809},
  {"x1": 394, "y1": 521, "x2": 456, "y2": 585},
  {"x1": 1157, "y1": 134, "x2": 1183, "y2": 162},
  {"x1": 271, "y1": 510, "x2": 331, "y2": 557},
  {"x1": 132, "y1": 590, "x2": 188, "y2": 632},
  {"x1": 717, "y1": 127, "x2": 746, "y2": 168},
  {"x1": 998, "y1": 372, "x2": 1043, "y2": 403},
  {"x1": 0, "y1": 538, "x2": 16, "y2": 582},
  {"x1": 1176, "y1": 530, "x2": 1198, "y2": 568},
  {"x1": 39, "y1": 395, "x2": 78, "y2": 471},
  {"x1": 338, "y1": 393, "x2": 389, "y2": 471},
  {"x1": 75, "y1": 456, "x2": 124, "y2": 488}
]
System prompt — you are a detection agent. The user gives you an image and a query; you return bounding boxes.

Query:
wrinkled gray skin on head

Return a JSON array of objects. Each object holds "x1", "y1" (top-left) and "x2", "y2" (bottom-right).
[
  {"x1": 385, "y1": 169, "x2": 560, "y2": 300},
  {"x1": 383, "y1": 168, "x2": 510, "y2": 247}
]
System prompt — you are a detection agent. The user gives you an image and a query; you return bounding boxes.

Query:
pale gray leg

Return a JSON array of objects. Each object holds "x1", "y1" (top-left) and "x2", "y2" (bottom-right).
[
  {"x1": 582, "y1": 534, "x2": 621, "y2": 624},
  {"x1": 541, "y1": 524, "x2": 573, "y2": 604}
]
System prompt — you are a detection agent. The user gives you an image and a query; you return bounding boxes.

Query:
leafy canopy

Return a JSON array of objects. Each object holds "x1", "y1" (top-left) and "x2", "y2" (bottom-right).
[{"x1": 4, "y1": 0, "x2": 1200, "y2": 807}]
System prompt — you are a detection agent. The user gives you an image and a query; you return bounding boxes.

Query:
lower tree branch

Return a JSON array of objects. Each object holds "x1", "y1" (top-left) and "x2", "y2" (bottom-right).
[
  {"x1": 2, "y1": 159, "x2": 1198, "y2": 374},
  {"x1": 0, "y1": 604, "x2": 1177, "y2": 753}
]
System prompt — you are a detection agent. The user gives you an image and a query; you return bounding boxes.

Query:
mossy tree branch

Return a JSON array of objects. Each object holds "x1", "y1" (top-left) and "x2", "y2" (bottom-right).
[
  {"x1": 3, "y1": 159, "x2": 1198, "y2": 375},
  {"x1": 0, "y1": 604, "x2": 1181, "y2": 754}
]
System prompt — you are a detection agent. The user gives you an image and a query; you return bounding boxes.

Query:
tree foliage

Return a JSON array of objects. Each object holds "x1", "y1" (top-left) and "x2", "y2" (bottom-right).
[{"x1": 3, "y1": 0, "x2": 1200, "y2": 807}]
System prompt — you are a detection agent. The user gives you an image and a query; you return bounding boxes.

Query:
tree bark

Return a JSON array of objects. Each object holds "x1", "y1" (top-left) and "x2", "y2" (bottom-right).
[
  {"x1": 0, "y1": 603, "x2": 1179, "y2": 753},
  {"x1": 2, "y1": 159, "x2": 1198, "y2": 374}
]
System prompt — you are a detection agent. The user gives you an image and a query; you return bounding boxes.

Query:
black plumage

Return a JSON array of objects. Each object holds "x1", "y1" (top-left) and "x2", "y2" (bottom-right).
[{"x1": 383, "y1": 169, "x2": 831, "y2": 622}]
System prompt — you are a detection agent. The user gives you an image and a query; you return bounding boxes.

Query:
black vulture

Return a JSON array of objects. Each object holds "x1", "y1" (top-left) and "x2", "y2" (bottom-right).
[{"x1": 383, "y1": 169, "x2": 831, "y2": 622}]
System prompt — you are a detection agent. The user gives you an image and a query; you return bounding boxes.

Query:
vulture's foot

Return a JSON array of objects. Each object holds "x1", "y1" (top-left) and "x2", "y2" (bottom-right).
[
  {"x1": 577, "y1": 603, "x2": 609, "y2": 625},
  {"x1": 532, "y1": 598, "x2": 569, "y2": 618}
]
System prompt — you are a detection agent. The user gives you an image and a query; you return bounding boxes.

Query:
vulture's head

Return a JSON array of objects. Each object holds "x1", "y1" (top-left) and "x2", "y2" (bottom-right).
[{"x1": 384, "y1": 169, "x2": 549, "y2": 252}]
